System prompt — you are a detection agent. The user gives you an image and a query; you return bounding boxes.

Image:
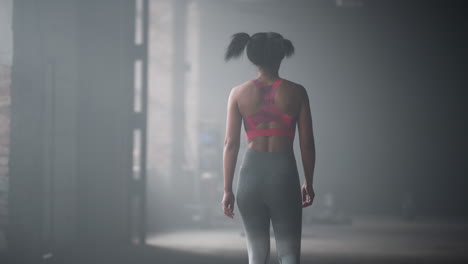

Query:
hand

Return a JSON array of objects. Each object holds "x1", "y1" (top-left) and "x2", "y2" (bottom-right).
[
  {"x1": 221, "y1": 191, "x2": 235, "y2": 219},
  {"x1": 301, "y1": 183, "x2": 315, "y2": 208}
]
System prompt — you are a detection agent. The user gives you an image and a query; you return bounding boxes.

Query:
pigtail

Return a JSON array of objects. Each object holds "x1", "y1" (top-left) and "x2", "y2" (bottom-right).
[
  {"x1": 282, "y1": 38, "x2": 295, "y2": 57},
  {"x1": 225, "y1": 32, "x2": 251, "y2": 61}
]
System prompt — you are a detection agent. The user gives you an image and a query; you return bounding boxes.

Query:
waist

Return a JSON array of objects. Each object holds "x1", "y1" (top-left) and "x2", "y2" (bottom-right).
[
  {"x1": 242, "y1": 147, "x2": 296, "y2": 165},
  {"x1": 240, "y1": 148, "x2": 297, "y2": 180},
  {"x1": 246, "y1": 131, "x2": 294, "y2": 152}
]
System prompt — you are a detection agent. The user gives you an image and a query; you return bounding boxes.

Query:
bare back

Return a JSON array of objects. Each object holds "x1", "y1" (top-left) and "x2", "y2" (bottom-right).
[{"x1": 234, "y1": 78, "x2": 305, "y2": 152}]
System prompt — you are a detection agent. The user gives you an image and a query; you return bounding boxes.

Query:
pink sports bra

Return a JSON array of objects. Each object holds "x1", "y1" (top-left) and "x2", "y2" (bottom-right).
[{"x1": 243, "y1": 78, "x2": 297, "y2": 141}]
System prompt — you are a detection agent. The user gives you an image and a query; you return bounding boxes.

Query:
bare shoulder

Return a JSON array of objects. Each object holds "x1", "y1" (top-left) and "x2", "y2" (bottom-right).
[
  {"x1": 281, "y1": 78, "x2": 308, "y2": 98},
  {"x1": 230, "y1": 79, "x2": 255, "y2": 97}
]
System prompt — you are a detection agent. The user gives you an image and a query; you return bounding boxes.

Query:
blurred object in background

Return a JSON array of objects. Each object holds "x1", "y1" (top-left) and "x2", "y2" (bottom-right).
[
  {"x1": 146, "y1": 0, "x2": 202, "y2": 233},
  {"x1": 193, "y1": 120, "x2": 222, "y2": 228},
  {"x1": 306, "y1": 192, "x2": 352, "y2": 225}
]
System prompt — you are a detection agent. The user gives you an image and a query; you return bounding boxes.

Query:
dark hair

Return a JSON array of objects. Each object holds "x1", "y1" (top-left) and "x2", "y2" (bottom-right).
[{"x1": 224, "y1": 32, "x2": 295, "y2": 69}]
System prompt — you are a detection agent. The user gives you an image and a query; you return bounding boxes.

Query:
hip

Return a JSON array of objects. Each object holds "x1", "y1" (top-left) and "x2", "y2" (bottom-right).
[{"x1": 238, "y1": 148, "x2": 299, "y2": 185}]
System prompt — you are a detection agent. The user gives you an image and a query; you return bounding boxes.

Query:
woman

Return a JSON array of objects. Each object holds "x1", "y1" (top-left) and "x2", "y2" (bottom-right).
[{"x1": 221, "y1": 32, "x2": 316, "y2": 264}]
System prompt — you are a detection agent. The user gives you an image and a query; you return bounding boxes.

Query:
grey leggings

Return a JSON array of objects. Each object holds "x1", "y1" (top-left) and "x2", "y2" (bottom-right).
[{"x1": 236, "y1": 148, "x2": 302, "y2": 264}]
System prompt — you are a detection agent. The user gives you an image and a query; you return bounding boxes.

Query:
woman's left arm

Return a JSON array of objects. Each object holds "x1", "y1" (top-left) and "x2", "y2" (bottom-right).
[{"x1": 222, "y1": 87, "x2": 242, "y2": 218}]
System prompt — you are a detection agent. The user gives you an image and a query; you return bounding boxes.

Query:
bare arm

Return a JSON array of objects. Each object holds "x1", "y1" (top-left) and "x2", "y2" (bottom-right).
[
  {"x1": 297, "y1": 86, "x2": 316, "y2": 187},
  {"x1": 223, "y1": 87, "x2": 242, "y2": 193}
]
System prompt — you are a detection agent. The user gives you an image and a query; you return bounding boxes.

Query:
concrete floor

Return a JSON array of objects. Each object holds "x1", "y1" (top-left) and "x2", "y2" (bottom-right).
[
  {"x1": 2, "y1": 215, "x2": 467, "y2": 264},
  {"x1": 145, "y1": 215, "x2": 468, "y2": 264}
]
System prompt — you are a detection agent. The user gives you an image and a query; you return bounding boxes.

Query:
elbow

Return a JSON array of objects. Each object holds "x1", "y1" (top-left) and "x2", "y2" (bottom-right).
[
  {"x1": 300, "y1": 137, "x2": 315, "y2": 153},
  {"x1": 224, "y1": 137, "x2": 240, "y2": 151}
]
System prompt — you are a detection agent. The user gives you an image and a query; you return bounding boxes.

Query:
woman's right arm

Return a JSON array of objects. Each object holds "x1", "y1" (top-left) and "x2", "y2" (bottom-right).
[
  {"x1": 297, "y1": 86, "x2": 316, "y2": 207},
  {"x1": 222, "y1": 87, "x2": 242, "y2": 218}
]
